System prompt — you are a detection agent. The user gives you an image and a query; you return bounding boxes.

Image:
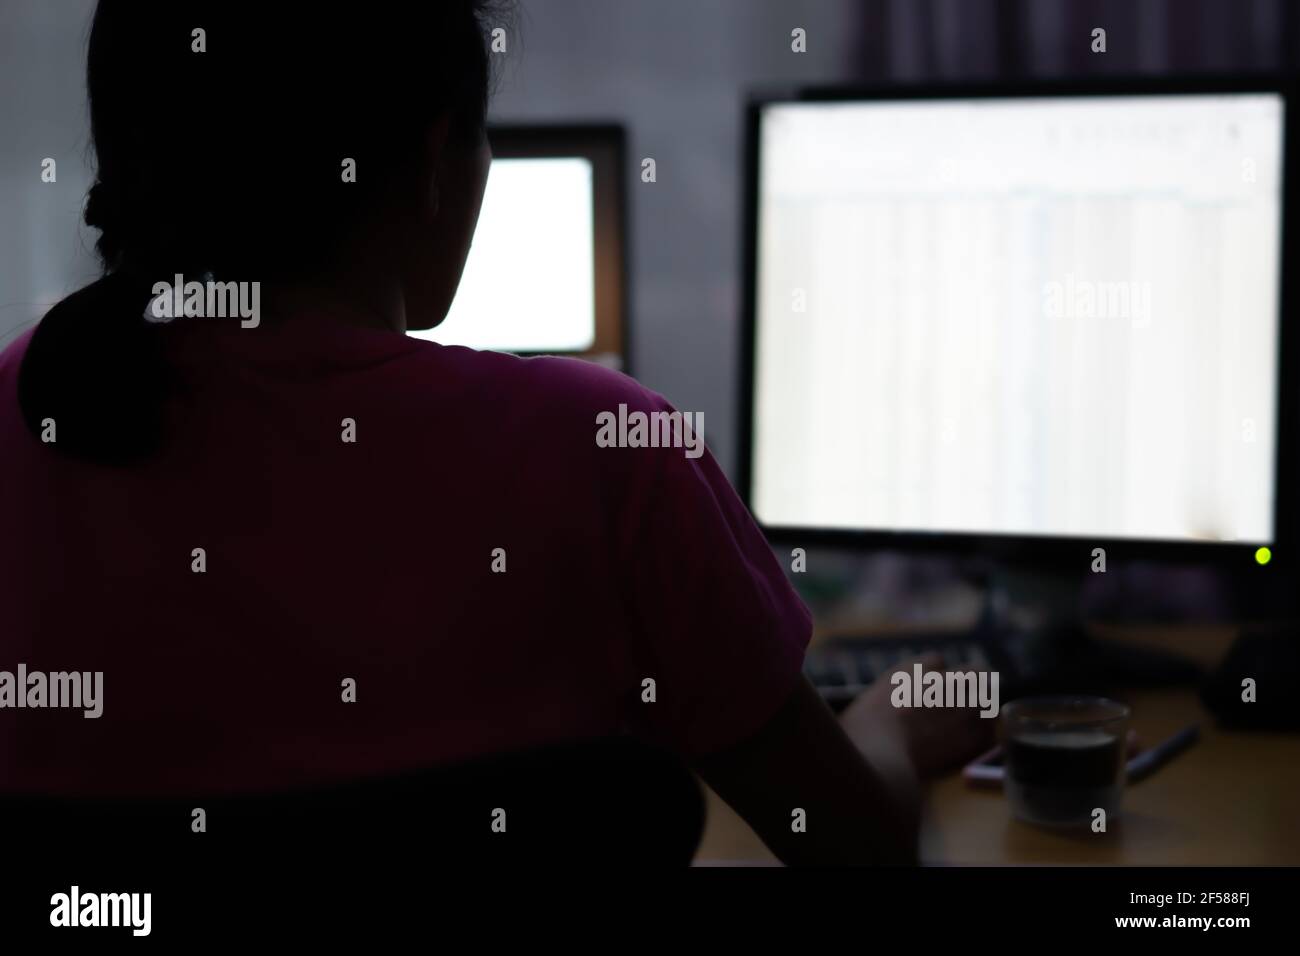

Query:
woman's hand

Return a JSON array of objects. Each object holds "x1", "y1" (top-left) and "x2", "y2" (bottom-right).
[{"x1": 839, "y1": 654, "x2": 996, "y2": 780}]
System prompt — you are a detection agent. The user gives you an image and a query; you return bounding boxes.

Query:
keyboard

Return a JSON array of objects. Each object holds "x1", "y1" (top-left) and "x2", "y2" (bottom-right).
[{"x1": 804, "y1": 631, "x2": 1015, "y2": 710}]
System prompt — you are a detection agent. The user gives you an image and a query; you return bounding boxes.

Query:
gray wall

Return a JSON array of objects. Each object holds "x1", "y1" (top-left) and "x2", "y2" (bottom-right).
[{"x1": 0, "y1": 0, "x2": 100, "y2": 352}]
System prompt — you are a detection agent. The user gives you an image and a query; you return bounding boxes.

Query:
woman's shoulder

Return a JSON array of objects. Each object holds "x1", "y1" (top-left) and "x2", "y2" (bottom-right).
[
  {"x1": 0, "y1": 326, "x2": 37, "y2": 375},
  {"x1": 407, "y1": 342, "x2": 668, "y2": 419}
]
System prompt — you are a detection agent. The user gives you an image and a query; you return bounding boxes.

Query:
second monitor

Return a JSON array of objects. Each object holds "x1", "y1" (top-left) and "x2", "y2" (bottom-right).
[{"x1": 408, "y1": 124, "x2": 628, "y2": 370}]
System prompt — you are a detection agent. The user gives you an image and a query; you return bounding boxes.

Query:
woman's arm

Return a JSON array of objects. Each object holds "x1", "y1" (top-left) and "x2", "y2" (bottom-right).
[
  {"x1": 693, "y1": 658, "x2": 994, "y2": 866},
  {"x1": 692, "y1": 675, "x2": 921, "y2": 866}
]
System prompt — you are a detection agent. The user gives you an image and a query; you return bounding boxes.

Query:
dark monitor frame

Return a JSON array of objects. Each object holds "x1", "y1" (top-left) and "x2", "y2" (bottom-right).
[
  {"x1": 738, "y1": 75, "x2": 1299, "y2": 569},
  {"x1": 483, "y1": 123, "x2": 630, "y2": 373}
]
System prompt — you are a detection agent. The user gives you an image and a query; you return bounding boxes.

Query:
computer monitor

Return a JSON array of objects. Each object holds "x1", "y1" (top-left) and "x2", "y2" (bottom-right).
[
  {"x1": 742, "y1": 79, "x2": 1296, "y2": 563},
  {"x1": 409, "y1": 124, "x2": 628, "y2": 369}
]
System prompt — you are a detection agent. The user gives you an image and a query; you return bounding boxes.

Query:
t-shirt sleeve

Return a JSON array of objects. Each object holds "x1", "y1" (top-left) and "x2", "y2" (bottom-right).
[{"x1": 612, "y1": 391, "x2": 813, "y2": 759}]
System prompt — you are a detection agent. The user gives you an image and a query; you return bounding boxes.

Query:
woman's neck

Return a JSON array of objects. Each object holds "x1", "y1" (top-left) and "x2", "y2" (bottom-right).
[{"x1": 263, "y1": 274, "x2": 406, "y2": 334}]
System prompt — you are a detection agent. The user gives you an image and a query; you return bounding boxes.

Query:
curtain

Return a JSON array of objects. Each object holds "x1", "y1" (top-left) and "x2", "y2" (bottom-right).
[{"x1": 855, "y1": 0, "x2": 1298, "y2": 80}]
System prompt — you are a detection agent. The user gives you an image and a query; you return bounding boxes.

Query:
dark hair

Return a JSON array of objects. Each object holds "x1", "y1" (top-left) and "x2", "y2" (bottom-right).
[{"x1": 19, "y1": 0, "x2": 506, "y2": 464}]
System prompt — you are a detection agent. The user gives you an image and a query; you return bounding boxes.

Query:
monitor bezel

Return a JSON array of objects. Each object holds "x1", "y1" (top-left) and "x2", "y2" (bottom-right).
[
  {"x1": 738, "y1": 76, "x2": 1298, "y2": 568},
  {"x1": 455, "y1": 123, "x2": 630, "y2": 372}
]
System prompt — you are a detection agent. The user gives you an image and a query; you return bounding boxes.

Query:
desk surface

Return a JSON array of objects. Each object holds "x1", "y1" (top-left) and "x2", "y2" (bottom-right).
[{"x1": 693, "y1": 626, "x2": 1300, "y2": 866}]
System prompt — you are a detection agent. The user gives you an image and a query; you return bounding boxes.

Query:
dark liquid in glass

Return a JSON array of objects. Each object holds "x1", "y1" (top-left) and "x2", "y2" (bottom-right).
[{"x1": 1005, "y1": 730, "x2": 1124, "y2": 827}]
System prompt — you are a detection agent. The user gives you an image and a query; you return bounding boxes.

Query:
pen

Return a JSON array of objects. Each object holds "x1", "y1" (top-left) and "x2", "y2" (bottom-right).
[{"x1": 1126, "y1": 724, "x2": 1200, "y2": 783}]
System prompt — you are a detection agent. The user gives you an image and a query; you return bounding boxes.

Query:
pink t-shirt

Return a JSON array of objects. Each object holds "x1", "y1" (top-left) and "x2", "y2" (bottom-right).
[{"x1": 0, "y1": 311, "x2": 810, "y2": 796}]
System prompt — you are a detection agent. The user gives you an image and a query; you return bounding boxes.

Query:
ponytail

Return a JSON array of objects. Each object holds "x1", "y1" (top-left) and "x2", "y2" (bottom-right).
[{"x1": 17, "y1": 269, "x2": 170, "y2": 465}]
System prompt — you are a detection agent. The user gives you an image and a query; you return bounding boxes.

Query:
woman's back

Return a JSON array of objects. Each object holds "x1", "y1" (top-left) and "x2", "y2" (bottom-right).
[{"x1": 0, "y1": 309, "x2": 810, "y2": 797}]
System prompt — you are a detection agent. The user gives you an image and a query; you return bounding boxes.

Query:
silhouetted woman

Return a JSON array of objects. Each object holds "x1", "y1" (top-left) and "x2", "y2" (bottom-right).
[{"x1": 0, "y1": 0, "x2": 985, "y2": 874}]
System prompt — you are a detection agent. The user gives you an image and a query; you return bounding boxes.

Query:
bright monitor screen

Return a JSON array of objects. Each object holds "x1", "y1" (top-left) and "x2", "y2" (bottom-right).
[
  {"x1": 410, "y1": 156, "x2": 595, "y2": 353},
  {"x1": 751, "y1": 93, "x2": 1284, "y2": 544}
]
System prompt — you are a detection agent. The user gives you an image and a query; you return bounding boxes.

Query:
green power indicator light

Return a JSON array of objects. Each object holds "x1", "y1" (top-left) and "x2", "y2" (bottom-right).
[{"x1": 1255, "y1": 547, "x2": 1272, "y2": 566}]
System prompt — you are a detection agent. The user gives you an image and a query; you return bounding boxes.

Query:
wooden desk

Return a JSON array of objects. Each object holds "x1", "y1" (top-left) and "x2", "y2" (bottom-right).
[{"x1": 693, "y1": 626, "x2": 1300, "y2": 865}]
